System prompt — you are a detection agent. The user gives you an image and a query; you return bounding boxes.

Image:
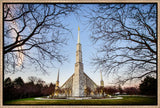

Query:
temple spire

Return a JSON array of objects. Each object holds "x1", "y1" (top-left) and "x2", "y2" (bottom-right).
[
  {"x1": 72, "y1": 26, "x2": 84, "y2": 97},
  {"x1": 76, "y1": 26, "x2": 82, "y2": 63},
  {"x1": 78, "y1": 26, "x2": 80, "y2": 43},
  {"x1": 100, "y1": 71, "x2": 104, "y2": 87},
  {"x1": 55, "y1": 69, "x2": 60, "y2": 90},
  {"x1": 57, "y1": 69, "x2": 59, "y2": 82},
  {"x1": 101, "y1": 71, "x2": 103, "y2": 81}
]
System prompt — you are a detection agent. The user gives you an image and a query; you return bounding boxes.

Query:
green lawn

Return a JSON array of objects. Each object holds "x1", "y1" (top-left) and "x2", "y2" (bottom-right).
[{"x1": 4, "y1": 95, "x2": 157, "y2": 105}]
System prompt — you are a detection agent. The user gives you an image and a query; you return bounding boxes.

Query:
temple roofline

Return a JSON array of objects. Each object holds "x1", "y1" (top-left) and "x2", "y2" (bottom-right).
[
  {"x1": 61, "y1": 73, "x2": 74, "y2": 88},
  {"x1": 83, "y1": 72, "x2": 98, "y2": 87},
  {"x1": 61, "y1": 72, "x2": 98, "y2": 89}
]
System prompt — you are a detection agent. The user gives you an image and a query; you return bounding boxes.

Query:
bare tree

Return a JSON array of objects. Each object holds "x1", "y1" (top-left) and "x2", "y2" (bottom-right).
[
  {"x1": 28, "y1": 76, "x2": 45, "y2": 86},
  {"x1": 86, "y1": 4, "x2": 157, "y2": 84},
  {"x1": 4, "y1": 4, "x2": 78, "y2": 73}
]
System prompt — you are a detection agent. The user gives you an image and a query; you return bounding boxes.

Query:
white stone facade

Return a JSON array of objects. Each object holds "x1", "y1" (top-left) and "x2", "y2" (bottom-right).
[
  {"x1": 61, "y1": 73, "x2": 97, "y2": 96},
  {"x1": 72, "y1": 43, "x2": 84, "y2": 97}
]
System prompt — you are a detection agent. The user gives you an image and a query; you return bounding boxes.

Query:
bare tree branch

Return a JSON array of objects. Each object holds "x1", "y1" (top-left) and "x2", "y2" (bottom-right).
[
  {"x1": 86, "y1": 4, "x2": 157, "y2": 84},
  {"x1": 4, "y1": 4, "x2": 78, "y2": 73}
]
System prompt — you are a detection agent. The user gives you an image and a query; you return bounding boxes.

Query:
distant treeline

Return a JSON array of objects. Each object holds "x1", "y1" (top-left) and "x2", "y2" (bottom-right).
[
  {"x1": 3, "y1": 75, "x2": 157, "y2": 101},
  {"x1": 4, "y1": 76, "x2": 55, "y2": 101}
]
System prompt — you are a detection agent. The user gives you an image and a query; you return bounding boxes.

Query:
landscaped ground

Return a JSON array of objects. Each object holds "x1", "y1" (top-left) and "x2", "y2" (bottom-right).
[{"x1": 4, "y1": 95, "x2": 157, "y2": 105}]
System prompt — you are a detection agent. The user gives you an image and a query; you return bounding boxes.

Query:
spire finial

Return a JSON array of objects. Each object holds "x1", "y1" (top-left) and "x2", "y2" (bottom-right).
[{"x1": 78, "y1": 26, "x2": 80, "y2": 43}]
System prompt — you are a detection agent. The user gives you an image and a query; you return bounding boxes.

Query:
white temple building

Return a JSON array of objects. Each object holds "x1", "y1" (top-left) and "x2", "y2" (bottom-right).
[{"x1": 55, "y1": 27, "x2": 104, "y2": 97}]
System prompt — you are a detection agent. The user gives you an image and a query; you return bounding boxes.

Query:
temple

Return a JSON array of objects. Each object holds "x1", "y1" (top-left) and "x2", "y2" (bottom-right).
[{"x1": 55, "y1": 27, "x2": 104, "y2": 97}]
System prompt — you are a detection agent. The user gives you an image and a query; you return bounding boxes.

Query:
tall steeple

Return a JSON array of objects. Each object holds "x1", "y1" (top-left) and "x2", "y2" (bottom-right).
[
  {"x1": 72, "y1": 26, "x2": 84, "y2": 97},
  {"x1": 100, "y1": 71, "x2": 104, "y2": 87},
  {"x1": 55, "y1": 69, "x2": 60, "y2": 90},
  {"x1": 76, "y1": 26, "x2": 82, "y2": 63},
  {"x1": 57, "y1": 69, "x2": 59, "y2": 82},
  {"x1": 101, "y1": 71, "x2": 103, "y2": 81}
]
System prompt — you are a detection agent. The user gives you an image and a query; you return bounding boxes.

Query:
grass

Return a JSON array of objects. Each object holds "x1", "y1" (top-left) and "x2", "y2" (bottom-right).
[{"x1": 4, "y1": 95, "x2": 157, "y2": 105}]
